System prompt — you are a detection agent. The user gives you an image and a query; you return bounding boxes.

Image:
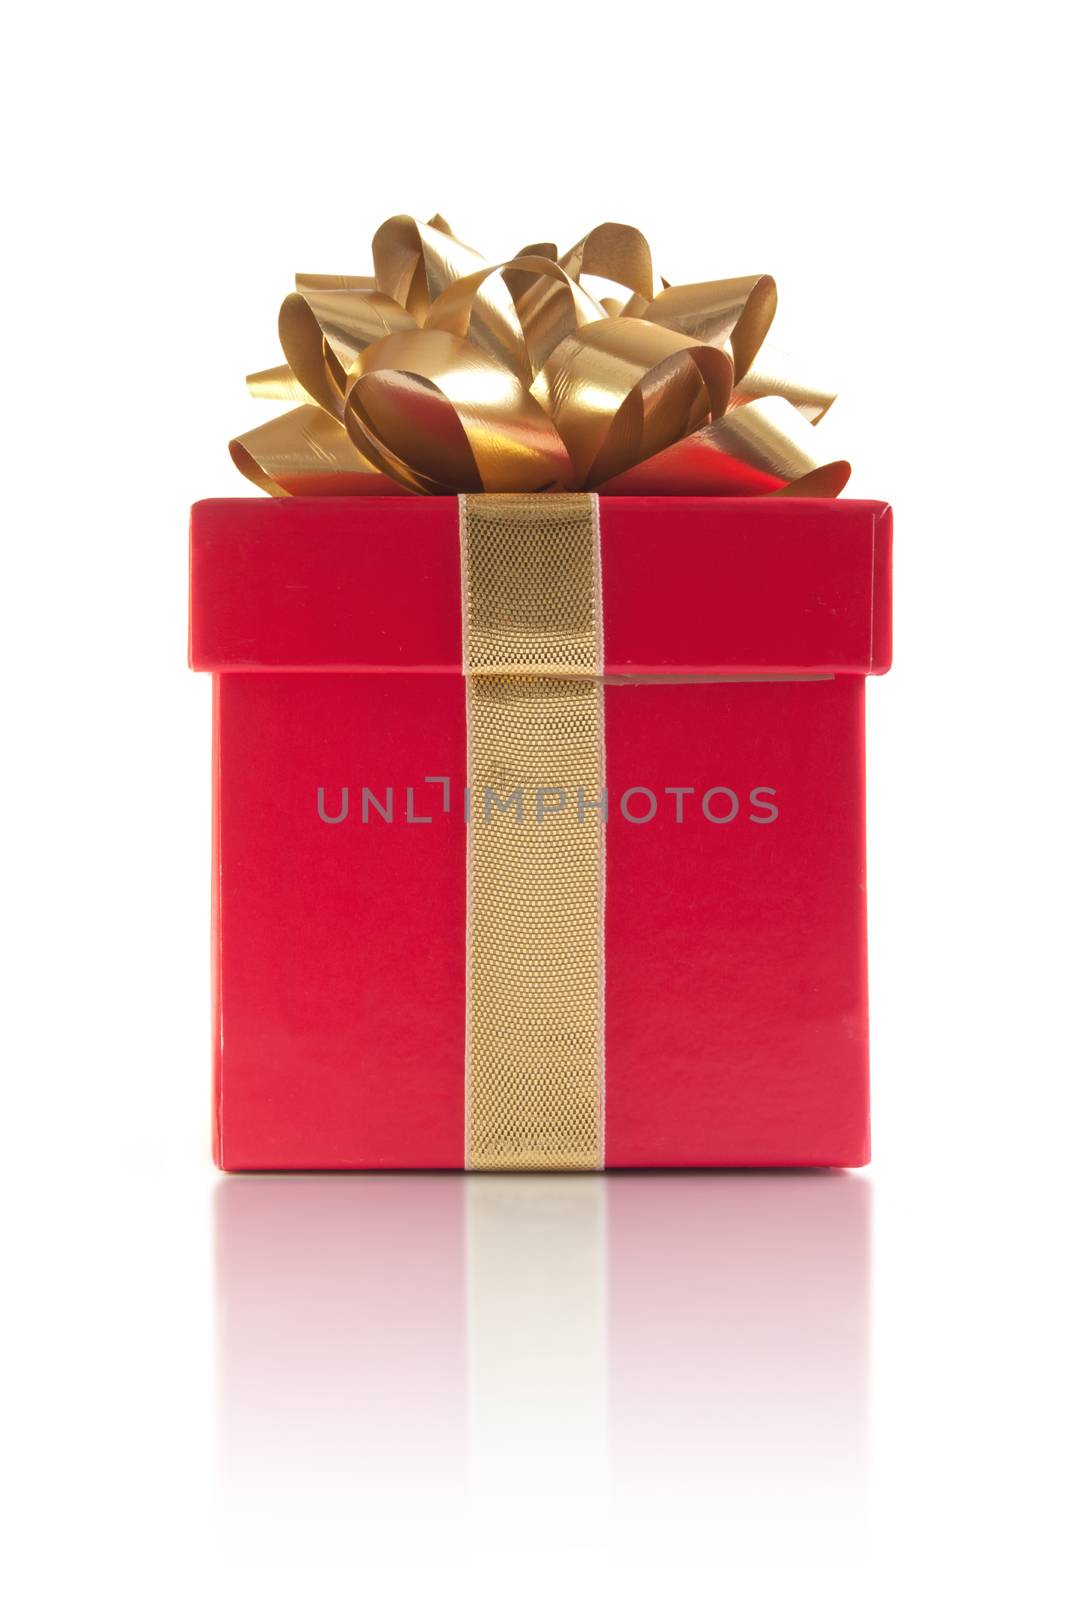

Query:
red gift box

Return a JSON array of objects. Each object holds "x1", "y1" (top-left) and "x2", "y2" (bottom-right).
[{"x1": 189, "y1": 494, "x2": 892, "y2": 1170}]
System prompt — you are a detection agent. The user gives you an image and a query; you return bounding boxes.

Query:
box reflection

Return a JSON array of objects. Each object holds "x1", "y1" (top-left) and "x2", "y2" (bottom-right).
[
  {"x1": 215, "y1": 1170, "x2": 867, "y2": 1540},
  {"x1": 214, "y1": 1174, "x2": 467, "y2": 1517},
  {"x1": 607, "y1": 1172, "x2": 869, "y2": 1522}
]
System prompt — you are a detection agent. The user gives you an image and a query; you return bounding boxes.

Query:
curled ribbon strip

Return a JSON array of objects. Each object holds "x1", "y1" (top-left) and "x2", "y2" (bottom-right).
[{"x1": 231, "y1": 213, "x2": 849, "y2": 497}]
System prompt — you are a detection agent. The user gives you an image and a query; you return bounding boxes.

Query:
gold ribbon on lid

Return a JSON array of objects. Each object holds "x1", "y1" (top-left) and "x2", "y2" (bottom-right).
[{"x1": 231, "y1": 213, "x2": 850, "y2": 497}]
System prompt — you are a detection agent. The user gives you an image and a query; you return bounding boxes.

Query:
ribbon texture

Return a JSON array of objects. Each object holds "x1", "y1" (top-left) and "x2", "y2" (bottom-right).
[
  {"x1": 231, "y1": 214, "x2": 850, "y2": 498},
  {"x1": 462, "y1": 494, "x2": 605, "y2": 1169}
]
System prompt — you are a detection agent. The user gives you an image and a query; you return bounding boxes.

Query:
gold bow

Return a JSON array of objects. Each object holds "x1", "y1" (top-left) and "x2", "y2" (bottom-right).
[{"x1": 231, "y1": 214, "x2": 849, "y2": 498}]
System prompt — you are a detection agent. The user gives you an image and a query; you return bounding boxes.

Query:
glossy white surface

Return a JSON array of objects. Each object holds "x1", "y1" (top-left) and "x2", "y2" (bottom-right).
[{"x1": 4, "y1": 0, "x2": 1083, "y2": 1593}]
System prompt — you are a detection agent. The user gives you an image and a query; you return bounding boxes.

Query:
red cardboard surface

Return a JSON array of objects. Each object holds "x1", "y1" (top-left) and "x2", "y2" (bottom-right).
[{"x1": 191, "y1": 496, "x2": 892, "y2": 1169}]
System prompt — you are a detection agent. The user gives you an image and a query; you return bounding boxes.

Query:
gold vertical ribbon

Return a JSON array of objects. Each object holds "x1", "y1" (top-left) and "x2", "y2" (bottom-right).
[{"x1": 461, "y1": 494, "x2": 605, "y2": 1170}]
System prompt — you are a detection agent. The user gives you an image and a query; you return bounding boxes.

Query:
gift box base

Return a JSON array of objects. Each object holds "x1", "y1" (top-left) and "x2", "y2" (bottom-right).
[{"x1": 211, "y1": 671, "x2": 870, "y2": 1171}]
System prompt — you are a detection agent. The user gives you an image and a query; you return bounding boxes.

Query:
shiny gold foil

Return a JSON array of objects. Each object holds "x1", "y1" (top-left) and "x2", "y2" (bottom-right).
[
  {"x1": 462, "y1": 494, "x2": 604, "y2": 1171},
  {"x1": 231, "y1": 214, "x2": 849, "y2": 497}
]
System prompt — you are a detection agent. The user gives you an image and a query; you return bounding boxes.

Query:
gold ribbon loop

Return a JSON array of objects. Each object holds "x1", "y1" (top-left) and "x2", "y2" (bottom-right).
[
  {"x1": 229, "y1": 403, "x2": 388, "y2": 496},
  {"x1": 245, "y1": 364, "x2": 310, "y2": 403},
  {"x1": 372, "y1": 213, "x2": 490, "y2": 320},
  {"x1": 426, "y1": 255, "x2": 605, "y2": 383},
  {"x1": 643, "y1": 274, "x2": 777, "y2": 379},
  {"x1": 505, "y1": 242, "x2": 558, "y2": 308},
  {"x1": 599, "y1": 395, "x2": 850, "y2": 496},
  {"x1": 534, "y1": 318, "x2": 733, "y2": 486},
  {"x1": 295, "y1": 272, "x2": 377, "y2": 291},
  {"x1": 558, "y1": 221, "x2": 659, "y2": 300},
  {"x1": 733, "y1": 340, "x2": 837, "y2": 421},
  {"x1": 343, "y1": 330, "x2": 574, "y2": 495},
  {"x1": 231, "y1": 211, "x2": 849, "y2": 497},
  {"x1": 279, "y1": 287, "x2": 416, "y2": 416},
  {"x1": 711, "y1": 396, "x2": 850, "y2": 490}
]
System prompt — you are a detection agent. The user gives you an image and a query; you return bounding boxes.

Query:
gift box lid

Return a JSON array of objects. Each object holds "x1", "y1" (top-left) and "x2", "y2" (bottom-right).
[{"x1": 189, "y1": 496, "x2": 892, "y2": 677}]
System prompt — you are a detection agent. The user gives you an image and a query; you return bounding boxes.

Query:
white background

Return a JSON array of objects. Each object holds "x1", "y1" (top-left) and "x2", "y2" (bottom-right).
[{"x1": 4, "y1": 2, "x2": 1084, "y2": 1594}]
